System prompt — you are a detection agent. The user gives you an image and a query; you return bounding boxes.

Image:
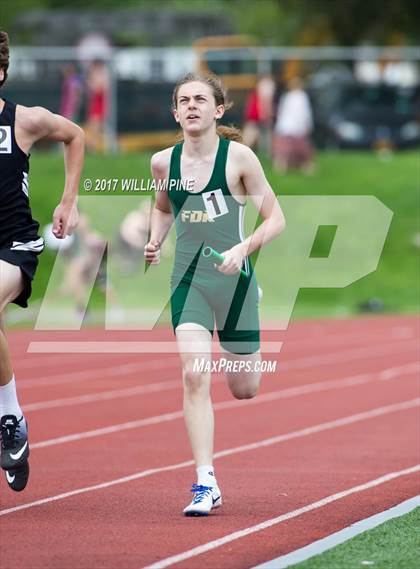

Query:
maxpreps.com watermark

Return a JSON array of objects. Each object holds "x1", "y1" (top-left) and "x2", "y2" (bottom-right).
[
  {"x1": 193, "y1": 358, "x2": 277, "y2": 373},
  {"x1": 83, "y1": 177, "x2": 194, "y2": 192}
]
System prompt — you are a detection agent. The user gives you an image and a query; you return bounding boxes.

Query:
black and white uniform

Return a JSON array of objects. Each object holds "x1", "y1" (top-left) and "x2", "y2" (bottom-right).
[{"x1": 0, "y1": 99, "x2": 44, "y2": 307}]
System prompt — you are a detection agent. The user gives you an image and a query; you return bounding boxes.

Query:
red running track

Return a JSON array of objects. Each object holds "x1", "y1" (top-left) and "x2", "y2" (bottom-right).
[{"x1": 0, "y1": 315, "x2": 419, "y2": 569}]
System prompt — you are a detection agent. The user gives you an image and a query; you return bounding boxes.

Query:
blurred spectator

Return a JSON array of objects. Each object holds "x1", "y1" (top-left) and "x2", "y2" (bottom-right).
[
  {"x1": 273, "y1": 77, "x2": 315, "y2": 174},
  {"x1": 355, "y1": 58, "x2": 419, "y2": 87},
  {"x1": 86, "y1": 59, "x2": 110, "y2": 153},
  {"x1": 117, "y1": 201, "x2": 150, "y2": 273},
  {"x1": 242, "y1": 75, "x2": 276, "y2": 153},
  {"x1": 382, "y1": 59, "x2": 419, "y2": 87},
  {"x1": 354, "y1": 60, "x2": 382, "y2": 84},
  {"x1": 59, "y1": 63, "x2": 83, "y2": 121},
  {"x1": 117, "y1": 200, "x2": 173, "y2": 273},
  {"x1": 44, "y1": 213, "x2": 115, "y2": 318}
]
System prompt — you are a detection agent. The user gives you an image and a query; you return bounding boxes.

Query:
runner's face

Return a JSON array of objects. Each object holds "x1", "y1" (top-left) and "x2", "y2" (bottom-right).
[{"x1": 173, "y1": 81, "x2": 224, "y2": 134}]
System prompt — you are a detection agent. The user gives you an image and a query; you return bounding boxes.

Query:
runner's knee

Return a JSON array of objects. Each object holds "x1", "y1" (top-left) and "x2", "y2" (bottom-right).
[
  {"x1": 231, "y1": 385, "x2": 259, "y2": 400},
  {"x1": 229, "y1": 372, "x2": 261, "y2": 400},
  {"x1": 183, "y1": 359, "x2": 209, "y2": 395},
  {"x1": 0, "y1": 261, "x2": 24, "y2": 311}
]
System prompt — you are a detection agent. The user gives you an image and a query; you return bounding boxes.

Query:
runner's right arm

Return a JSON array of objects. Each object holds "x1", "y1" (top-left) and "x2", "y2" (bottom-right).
[{"x1": 144, "y1": 150, "x2": 174, "y2": 265}]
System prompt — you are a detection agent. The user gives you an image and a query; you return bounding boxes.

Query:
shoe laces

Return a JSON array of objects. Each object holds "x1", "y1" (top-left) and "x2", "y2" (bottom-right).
[
  {"x1": 191, "y1": 484, "x2": 213, "y2": 504},
  {"x1": 0, "y1": 417, "x2": 21, "y2": 450}
]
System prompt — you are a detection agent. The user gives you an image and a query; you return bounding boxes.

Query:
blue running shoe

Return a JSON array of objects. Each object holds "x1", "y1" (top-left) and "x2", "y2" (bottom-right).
[{"x1": 183, "y1": 484, "x2": 222, "y2": 516}]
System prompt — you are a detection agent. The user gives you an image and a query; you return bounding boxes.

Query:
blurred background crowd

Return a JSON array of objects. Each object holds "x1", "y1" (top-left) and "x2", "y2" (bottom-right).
[
  {"x1": 2, "y1": 0, "x2": 419, "y2": 159},
  {"x1": 1, "y1": 0, "x2": 418, "y2": 324}
]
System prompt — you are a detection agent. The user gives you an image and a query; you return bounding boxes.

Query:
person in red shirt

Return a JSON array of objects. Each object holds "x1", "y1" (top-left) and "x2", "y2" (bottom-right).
[
  {"x1": 242, "y1": 75, "x2": 275, "y2": 153},
  {"x1": 86, "y1": 59, "x2": 110, "y2": 153}
]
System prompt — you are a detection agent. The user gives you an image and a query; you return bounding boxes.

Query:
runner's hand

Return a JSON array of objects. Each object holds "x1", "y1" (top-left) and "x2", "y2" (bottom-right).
[
  {"x1": 53, "y1": 202, "x2": 79, "y2": 238},
  {"x1": 217, "y1": 244, "x2": 246, "y2": 276},
  {"x1": 144, "y1": 240, "x2": 161, "y2": 264}
]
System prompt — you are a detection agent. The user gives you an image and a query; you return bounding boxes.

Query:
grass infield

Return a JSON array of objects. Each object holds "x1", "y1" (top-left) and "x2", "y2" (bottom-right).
[{"x1": 293, "y1": 507, "x2": 420, "y2": 569}]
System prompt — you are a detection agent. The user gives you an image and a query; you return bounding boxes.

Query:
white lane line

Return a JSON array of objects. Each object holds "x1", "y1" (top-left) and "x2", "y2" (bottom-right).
[
  {"x1": 23, "y1": 378, "x2": 182, "y2": 412},
  {"x1": 277, "y1": 340, "x2": 418, "y2": 371},
  {"x1": 17, "y1": 323, "x2": 408, "y2": 364},
  {"x1": 1, "y1": 398, "x2": 418, "y2": 517},
  {"x1": 11, "y1": 329, "x2": 413, "y2": 402},
  {"x1": 18, "y1": 358, "x2": 180, "y2": 389},
  {"x1": 31, "y1": 409, "x2": 185, "y2": 449},
  {"x1": 213, "y1": 399, "x2": 419, "y2": 460},
  {"x1": 252, "y1": 495, "x2": 420, "y2": 568},
  {"x1": 25, "y1": 332, "x2": 419, "y2": 356},
  {"x1": 12, "y1": 318, "x2": 418, "y2": 367},
  {"x1": 141, "y1": 466, "x2": 420, "y2": 569},
  {"x1": 17, "y1": 335, "x2": 418, "y2": 394},
  {"x1": 28, "y1": 340, "x2": 284, "y2": 353},
  {"x1": 30, "y1": 363, "x2": 419, "y2": 448},
  {"x1": 20, "y1": 334, "x2": 418, "y2": 404},
  {"x1": 378, "y1": 364, "x2": 419, "y2": 381}
]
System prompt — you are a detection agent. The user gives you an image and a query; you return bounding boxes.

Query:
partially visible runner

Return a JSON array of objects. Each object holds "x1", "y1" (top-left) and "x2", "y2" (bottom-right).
[
  {"x1": 145, "y1": 73, "x2": 285, "y2": 516},
  {"x1": 0, "y1": 31, "x2": 84, "y2": 492}
]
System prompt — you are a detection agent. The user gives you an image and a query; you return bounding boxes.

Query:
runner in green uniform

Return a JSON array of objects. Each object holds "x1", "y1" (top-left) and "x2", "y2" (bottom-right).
[
  {"x1": 145, "y1": 73, "x2": 285, "y2": 516},
  {"x1": 169, "y1": 135, "x2": 261, "y2": 355}
]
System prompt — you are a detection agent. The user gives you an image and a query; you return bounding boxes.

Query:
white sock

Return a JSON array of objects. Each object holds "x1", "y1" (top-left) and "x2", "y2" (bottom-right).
[
  {"x1": 197, "y1": 465, "x2": 217, "y2": 488},
  {"x1": 0, "y1": 377, "x2": 23, "y2": 419}
]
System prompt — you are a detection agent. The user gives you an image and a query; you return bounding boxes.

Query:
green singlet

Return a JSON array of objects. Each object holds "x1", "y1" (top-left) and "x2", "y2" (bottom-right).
[{"x1": 168, "y1": 137, "x2": 260, "y2": 354}]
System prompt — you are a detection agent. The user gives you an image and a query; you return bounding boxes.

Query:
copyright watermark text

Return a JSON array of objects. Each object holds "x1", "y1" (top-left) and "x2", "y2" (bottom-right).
[{"x1": 83, "y1": 177, "x2": 195, "y2": 192}]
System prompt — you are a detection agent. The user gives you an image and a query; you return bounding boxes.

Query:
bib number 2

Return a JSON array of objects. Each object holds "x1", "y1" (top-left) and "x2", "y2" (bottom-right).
[{"x1": 0, "y1": 126, "x2": 12, "y2": 154}]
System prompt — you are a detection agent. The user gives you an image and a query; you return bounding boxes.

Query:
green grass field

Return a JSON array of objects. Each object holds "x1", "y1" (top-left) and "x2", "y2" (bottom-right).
[
  {"x1": 17, "y1": 149, "x2": 419, "y2": 324},
  {"x1": 293, "y1": 507, "x2": 420, "y2": 569}
]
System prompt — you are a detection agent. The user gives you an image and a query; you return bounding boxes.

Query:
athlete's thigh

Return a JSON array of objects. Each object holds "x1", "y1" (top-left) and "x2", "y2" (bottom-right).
[
  {"x1": 171, "y1": 279, "x2": 214, "y2": 339},
  {"x1": 0, "y1": 260, "x2": 24, "y2": 312},
  {"x1": 172, "y1": 278, "x2": 215, "y2": 376},
  {"x1": 215, "y1": 274, "x2": 260, "y2": 356},
  {"x1": 175, "y1": 322, "x2": 213, "y2": 364}
]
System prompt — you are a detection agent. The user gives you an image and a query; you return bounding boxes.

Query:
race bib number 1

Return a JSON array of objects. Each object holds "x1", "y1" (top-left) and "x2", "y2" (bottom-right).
[
  {"x1": 0, "y1": 126, "x2": 12, "y2": 154},
  {"x1": 202, "y1": 189, "x2": 228, "y2": 220}
]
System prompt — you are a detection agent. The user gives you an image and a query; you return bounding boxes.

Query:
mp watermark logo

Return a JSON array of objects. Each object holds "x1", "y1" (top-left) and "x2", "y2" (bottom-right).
[{"x1": 30, "y1": 194, "x2": 393, "y2": 355}]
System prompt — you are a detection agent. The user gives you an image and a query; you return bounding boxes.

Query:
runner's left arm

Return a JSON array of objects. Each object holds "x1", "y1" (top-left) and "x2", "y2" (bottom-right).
[
  {"x1": 217, "y1": 145, "x2": 285, "y2": 276},
  {"x1": 24, "y1": 107, "x2": 85, "y2": 238},
  {"x1": 239, "y1": 145, "x2": 285, "y2": 255}
]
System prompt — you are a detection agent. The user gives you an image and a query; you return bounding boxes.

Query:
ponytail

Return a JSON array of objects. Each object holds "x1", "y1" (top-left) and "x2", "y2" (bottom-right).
[
  {"x1": 174, "y1": 125, "x2": 242, "y2": 145},
  {"x1": 216, "y1": 125, "x2": 242, "y2": 142}
]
